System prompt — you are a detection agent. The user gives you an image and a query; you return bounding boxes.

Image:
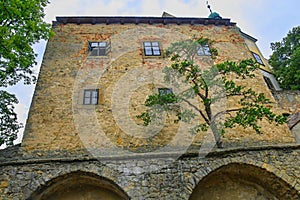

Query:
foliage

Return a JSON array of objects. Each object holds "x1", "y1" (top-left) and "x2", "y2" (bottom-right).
[
  {"x1": 269, "y1": 26, "x2": 300, "y2": 90},
  {"x1": 0, "y1": 91, "x2": 21, "y2": 146},
  {"x1": 137, "y1": 38, "x2": 286, "y2": 148},
  {"x1": 0, "y1": 0, "x2": 52, "y2": 146}
]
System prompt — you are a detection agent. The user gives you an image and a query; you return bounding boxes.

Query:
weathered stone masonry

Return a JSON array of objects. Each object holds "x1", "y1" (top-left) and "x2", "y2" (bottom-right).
[
  {"x1": 0, "y1": 145, "x2": 299, "y2": 199},
  {"x1": 0, "y1": 16, "x2": 299, "y2": 199},
  {"x1": 22, "y1": 17, "x2": 295, "y2": 151}
]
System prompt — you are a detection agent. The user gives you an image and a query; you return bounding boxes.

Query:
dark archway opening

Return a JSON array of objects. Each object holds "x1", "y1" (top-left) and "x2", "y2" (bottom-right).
[
  {"x1": 189, "y1": 163, "x2": 299, "y2": 200},
  {"x1": 29, "y1": 171, "x2": 129, "y2": 200}
]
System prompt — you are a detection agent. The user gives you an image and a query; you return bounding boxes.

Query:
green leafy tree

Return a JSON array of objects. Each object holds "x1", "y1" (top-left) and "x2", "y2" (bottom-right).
[
  {"x1": 269, "y1": 26, "x2": 300, "y2": 90},
  {"x1": 137, "y1": 39, "x2": 286, "y2": 148},
  {"x1": 0, "y1": 0, "x2": 52, "y2": 146}
]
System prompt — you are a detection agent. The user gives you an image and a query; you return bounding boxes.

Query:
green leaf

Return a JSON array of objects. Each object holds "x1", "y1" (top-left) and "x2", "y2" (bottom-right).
[{"x1": 269, "y1": 26, "x2": 300, "y2": 90}]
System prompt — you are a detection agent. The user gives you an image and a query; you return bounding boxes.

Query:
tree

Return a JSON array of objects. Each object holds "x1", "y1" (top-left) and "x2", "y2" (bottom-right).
[
  {"x1": 0, "y1": 0, "x2": 52, "y2": 146},
  {"x1": 269, "y1": 26, "x2": 300, "y2": 90},
  {"x1": 137, "y1": 38, "x2": 286, "y2": 148}
]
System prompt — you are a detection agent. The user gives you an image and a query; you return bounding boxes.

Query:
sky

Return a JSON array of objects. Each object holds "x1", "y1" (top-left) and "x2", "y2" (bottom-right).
[{"x1": 2, "y1": 0, "x2": 300, "y2": 148}]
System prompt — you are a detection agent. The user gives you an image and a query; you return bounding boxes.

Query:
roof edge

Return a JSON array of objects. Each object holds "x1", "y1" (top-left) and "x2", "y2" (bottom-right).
[
  {"x1": 53, "y1": 16, "x2": 236, "y2": 26},
  {"x1": 240, "y1": 30, "x2": 258, "y2": 42}
]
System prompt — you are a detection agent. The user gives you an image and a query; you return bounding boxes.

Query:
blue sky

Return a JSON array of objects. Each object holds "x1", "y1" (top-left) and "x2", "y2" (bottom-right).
[{"x1": 3, "y1": 0, "x2": 300, "y2": 147}]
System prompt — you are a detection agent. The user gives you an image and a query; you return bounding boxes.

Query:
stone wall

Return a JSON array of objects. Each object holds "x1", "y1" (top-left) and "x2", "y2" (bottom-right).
[
  {"x1": 1, "y1": 18, "x2": 298, "y2": 200},
  {"x1": 273, "y1": 90, "x2": 300, "y2": 113},
  {"x1": 0, "y1": 145, "x2": 299, "y2": 199},
  {"x1": 21, "y1": 22, "x2": 295, "y2": 152}
]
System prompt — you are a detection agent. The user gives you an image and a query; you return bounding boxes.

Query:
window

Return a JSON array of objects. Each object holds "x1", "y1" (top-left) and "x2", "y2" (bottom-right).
[
  {"x1": 143, "y1": 41, "x2": 161, "y2": 56},
  {"x1": 158, "y1": 88, "x2": 173, "y2": 95},
  {"x1": 158, "y1": 88, "x2": 178, "y2": 105},
  {"x1": 252, "y1": 52, "x2": 264, "y2": 65},
  {"x1": 83, "y1": 89, "x2": 99, "y2": 105},
  {"x1": 88, "y1": 41, "x2": 110, "y2": 56},
  {"x1": 197, "y1": 44, "x2": 211, "y2": 56},
  {"x1": 263, "y1": 76, "x2": 275, "y2": 90}
]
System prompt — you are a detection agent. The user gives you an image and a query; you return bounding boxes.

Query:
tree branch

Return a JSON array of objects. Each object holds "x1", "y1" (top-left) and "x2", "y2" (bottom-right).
[
  {"x1": 181, "y1": 98, "x2": 210, "y2": 125},
  {"x1": 212, "y1": 108, "x2": 241, "y2": 122}
]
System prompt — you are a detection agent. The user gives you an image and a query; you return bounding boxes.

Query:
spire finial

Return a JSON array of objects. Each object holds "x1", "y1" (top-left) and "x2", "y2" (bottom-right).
[
  {"x1": 206, "y1": 1, "x2": 212, "y2": 14},
  {"x1": 206, "y1": 1, "x2": 222, "y2": 19}
]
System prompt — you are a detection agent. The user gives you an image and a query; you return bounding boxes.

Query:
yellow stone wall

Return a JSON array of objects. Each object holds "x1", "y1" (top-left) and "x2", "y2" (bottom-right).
[
  {"x1": 243, "y1": 35, "x2": 272, "y2": 73},
  {"x1": 21, "y1": 22, "x2": 295, "y2": 152}
]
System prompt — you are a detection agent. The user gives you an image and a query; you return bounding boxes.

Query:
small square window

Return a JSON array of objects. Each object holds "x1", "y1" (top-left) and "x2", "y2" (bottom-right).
[
  {"x1": 158, "y1": 88, "x2": 173, "y2": 95},
  {"x1": 83, "y1": 89, "x2": 99, "y2": 105},
  {"x1": 197, "y1": 44, "x2": 211, "y2": 56},
  {"x1": 143, "y1": 41, "x2": 161, "y2": 56},
  {"x1": 88, "y1": 41, "x2": 110, "y2": 56},
  {"x1": 252, "y1": 52, "x2": 264, "y2": 65},
  {"x1": 263, "y1": 76, "x2": 275, "y2": 90}
]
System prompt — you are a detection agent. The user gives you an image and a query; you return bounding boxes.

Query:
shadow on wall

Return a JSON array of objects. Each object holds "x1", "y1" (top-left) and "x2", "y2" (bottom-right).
[
  {"x1": 273, "y1": 90, "x2": 300, "y2": 113},
  {"x1": 272, "y1": 90, "x2": 300, "y2": 143},
  {"x1": 288, "y1": 112, "x2": 300, "y2": 143}
]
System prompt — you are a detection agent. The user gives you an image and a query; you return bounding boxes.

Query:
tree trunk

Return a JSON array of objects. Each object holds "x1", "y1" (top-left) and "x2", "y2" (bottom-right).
[
  {"x1": 205, "y1": 104, "x2": 223, "y2": 148},
  {"x1": 210, "y1": 121, "x2": 223, "y2": 148}
]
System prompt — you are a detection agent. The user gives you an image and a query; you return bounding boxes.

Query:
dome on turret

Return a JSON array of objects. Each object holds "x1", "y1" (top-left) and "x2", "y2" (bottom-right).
[{"x1": 208, "y1": 12, "x2": 222, "y2": 19}]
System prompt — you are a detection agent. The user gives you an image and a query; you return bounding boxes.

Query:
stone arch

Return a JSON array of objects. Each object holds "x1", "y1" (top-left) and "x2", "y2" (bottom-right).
[
  {"x1": 29, "y1": 171, "x2": 129, "y2": 200},
  {"x1": 189, "y1": 163, "x2": 299, "y2": 200}
]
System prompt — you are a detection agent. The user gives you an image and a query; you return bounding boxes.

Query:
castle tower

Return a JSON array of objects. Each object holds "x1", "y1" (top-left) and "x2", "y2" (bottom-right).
[{"x1": 0, "y1": 14, "x2": 299, "y2": 200}]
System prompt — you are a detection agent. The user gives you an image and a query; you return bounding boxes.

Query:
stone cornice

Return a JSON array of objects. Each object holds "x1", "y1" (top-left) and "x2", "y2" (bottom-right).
[{"x1": 53, "y1": 16, "x2": 235, "y2": 26}]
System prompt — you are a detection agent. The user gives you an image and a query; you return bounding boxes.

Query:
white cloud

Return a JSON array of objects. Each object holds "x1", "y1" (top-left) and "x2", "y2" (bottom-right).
[
  {"x1": 138, "y1": 0, "x2": 164, "y2": 16},
  {"x1": 45, "y1": 0, "x2": 83, "y2": 22},
  {"x1": 45, "y1": 0, "x2": 141, "y2": 22},
  {"x1": 13, "y1": 102, "x2": 28, "y2": 144},
  {"x1": 160, "y1": 0, "x2": 202, "y2": 17},
  {"x1": 78, "y1": 0, "x2": 134, "y2": 16}
]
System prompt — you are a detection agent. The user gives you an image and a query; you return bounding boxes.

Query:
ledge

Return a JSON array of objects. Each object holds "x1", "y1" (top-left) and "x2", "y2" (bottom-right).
[{"x1": 0, "y1": 143, "x2": 299, "y2": 167}]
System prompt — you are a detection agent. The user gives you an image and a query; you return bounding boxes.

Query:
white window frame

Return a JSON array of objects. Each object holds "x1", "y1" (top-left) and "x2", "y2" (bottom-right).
[
  {"x1": 252, "y1": 52, "x2": 264, "y2": 65},
  {"x1": 83, "y1": 89, "x2": 99, "y2": 105},
  {"x1": 197, "y1": 44, "x2": 211, "y2": 56},
  {"x1": 260, "y1": 70, "x2": 281, "y2": 91},
  {"x1": 143, "y1": 41, "x2": 161, "y2": 56},
  {"x1": 88, "y1": 41, "x2": 111, "y2": 56},
  {"x1": 263, "y1": 76, "x2": 275, "y2": 90}
]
